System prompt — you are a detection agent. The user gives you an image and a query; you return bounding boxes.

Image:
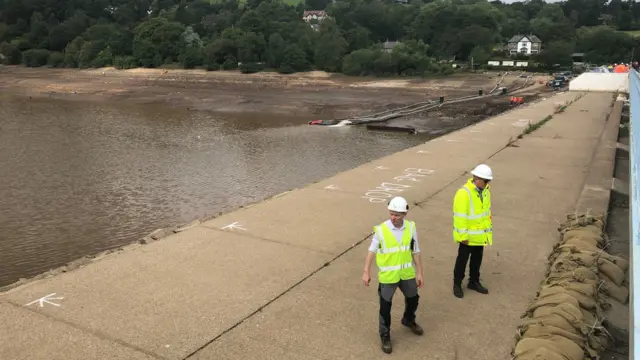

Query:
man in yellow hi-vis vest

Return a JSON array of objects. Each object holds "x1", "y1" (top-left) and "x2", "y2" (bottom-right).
[
  {"x1": 363, "y1": 196, "x2": 424, "y2": 354},
  {"x1": 452, "y1": 164, "x2": 493, "y2": 299}
]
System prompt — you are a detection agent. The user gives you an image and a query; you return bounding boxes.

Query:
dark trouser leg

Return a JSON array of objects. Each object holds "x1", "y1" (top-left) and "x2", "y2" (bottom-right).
[
  {"x1": 378, "y1": 283, "x2": 398, "y2": 336},
  {"x1": 453, "y1": 243, "x2": 472, "y2": 286},
  {"x1": 469, "y1": 245, "x2": 484, "y2": 284},
  {"x1": 398, "y1": 279, "x2": 419, "y2": 323}
]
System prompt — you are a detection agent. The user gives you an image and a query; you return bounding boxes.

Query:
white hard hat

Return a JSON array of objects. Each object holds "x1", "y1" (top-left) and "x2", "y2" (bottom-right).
[
  {"x1": 470, "y1": 164, "x2": 493, "y2": 180},
  {"x1": 388, "y1": 196, "x2": 409, "y2": 212}
]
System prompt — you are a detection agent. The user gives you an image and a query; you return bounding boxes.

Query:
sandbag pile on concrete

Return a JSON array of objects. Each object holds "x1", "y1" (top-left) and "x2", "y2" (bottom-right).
[{"x1": 512, "y1": 213, "x2": 629, "y2": 360}]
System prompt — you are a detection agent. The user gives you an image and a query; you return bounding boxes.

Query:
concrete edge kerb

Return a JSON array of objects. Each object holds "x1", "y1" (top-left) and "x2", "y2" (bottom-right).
[
  {"x1": 0, "y1": 89, "x2": 577, "y2": 295},
  {"x1": 574, "y1": 95, "x2": 624, "y2": 222}
]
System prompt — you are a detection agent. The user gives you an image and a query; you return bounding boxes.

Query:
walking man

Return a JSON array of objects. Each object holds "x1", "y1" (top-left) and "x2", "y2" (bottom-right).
[
  {"x1": 452, "y1": 164, "x2": 493, "y2": 299},
  {"x1": 362, "y1": 196, "x2": 424, "y2": 354}
]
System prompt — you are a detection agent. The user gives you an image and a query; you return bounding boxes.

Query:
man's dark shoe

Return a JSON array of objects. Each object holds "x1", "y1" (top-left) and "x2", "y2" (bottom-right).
[
  {"x1": 381, "y1": 333, "x2": 392, "y2": 354},
  {"x1": 453, "y1": 284, "x2": 464, "y2": 298},
  {"x1": 468, "y1": 281, "x2": 489, "y2": 294},
  {"x1": 401, "y1": 318, "x2": 424, "y2": 335}
]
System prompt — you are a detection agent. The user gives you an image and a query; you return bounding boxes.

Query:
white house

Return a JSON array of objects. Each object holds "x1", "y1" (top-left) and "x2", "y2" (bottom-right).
[
  {"x1": 506, "y1": 35, "x2": 542, "y2": 56},
  {"x1": 302, "y1": 10, "x2": 327, "y2": 23}
]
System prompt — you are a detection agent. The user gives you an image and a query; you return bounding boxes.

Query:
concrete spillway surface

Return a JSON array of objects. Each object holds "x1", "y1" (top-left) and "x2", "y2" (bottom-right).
[{"x1": 0, "y1": 91, "x2": 622, "y2": 360}]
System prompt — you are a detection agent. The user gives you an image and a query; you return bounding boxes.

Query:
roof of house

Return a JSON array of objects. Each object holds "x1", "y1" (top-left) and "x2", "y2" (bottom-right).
[
  {"x1": 303, "y1": 10, "x2": 326, "y2": 16},
  {"x1": 508, "y1": 34, "x2": 542, "y2": 43},
  {"x1": 382, "y1": 40, "x2": 399, "y2": 49}
]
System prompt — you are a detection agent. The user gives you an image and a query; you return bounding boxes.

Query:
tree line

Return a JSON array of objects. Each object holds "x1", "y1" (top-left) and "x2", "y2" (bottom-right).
[{"x1": 0, "y1": 0, "x2": 639, "y2": 77}]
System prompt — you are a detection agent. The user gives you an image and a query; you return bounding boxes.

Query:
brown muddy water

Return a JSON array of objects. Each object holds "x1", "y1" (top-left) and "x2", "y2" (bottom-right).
[{"x1": 0, "y1": 94, "x2": 430, "y2": 287}]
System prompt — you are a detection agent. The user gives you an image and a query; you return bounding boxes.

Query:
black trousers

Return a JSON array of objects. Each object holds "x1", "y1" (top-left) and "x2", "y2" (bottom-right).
[
  {"x1": 378, "y1": 279, "x2": 419, "y2": 337},
  {"x1": 453, "y1": 243, "x2": 484, "y2": 285}
]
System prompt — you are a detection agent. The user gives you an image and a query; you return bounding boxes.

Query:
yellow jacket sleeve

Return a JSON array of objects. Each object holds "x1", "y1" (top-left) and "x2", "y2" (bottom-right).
[{"x1": 453, "y1": 188, "x2": 470, "y2": 242}]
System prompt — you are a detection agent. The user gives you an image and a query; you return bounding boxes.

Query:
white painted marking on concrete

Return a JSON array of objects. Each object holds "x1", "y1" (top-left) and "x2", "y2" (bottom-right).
[
  {"x1": 221, "y1": 222, "x2": 247, "y2": 231},
  {"x1": 470, "y1": 129, "x2": 482, "y2": 133},
  {"x1": 361, "y1": 168, "x2": 435, "y2": 203},
  {"x1": 446, "y1": 139, "x2": 460, "y2": 143},
  {"x1": 512, "y1": 119, "x2": 530, "y2": 127},
  {"x1": 25, "y1": 293, "x2": 63, "y2": 308},
  {"x1": 324, "y1": 184, "x2": 340, "y2": 190},
  {"x1": 374, "y1": 166, "x2": 390, "y2": 170},
  {"x1": 417, "y1": 150, "x2": 430, "y2": 154}
]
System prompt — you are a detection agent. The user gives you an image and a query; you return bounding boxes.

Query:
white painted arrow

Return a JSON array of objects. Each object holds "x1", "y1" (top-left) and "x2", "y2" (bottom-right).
[
  {"x1": 221, "y1": 222, "x2": 247, "y2": 231},
  {"x1": 324, "y1": 184, "x2": 340, "y2": 190},
  {"x1": 25, "y1": 293, "x2": 64, "y2": 308},
  {"x1": 417, "y1": 150, "x2": 430, "y2": 154},
  {"x1": 374, "y1": 166, "x2": 390, "y2": 170}
]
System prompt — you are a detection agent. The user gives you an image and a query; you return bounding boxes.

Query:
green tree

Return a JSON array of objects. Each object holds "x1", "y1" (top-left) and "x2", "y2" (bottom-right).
[
  {"x1": 279, "y1": 44, "x2": 308, "y2": 73},
  {"x1": 469, "y1": 46, "x2": 489, "y2": 69},
  {"x1": 535, "y1": 41, "x2": 574, "y2": 69},
  {"x1": 266, "y1": 33, "x2": 286, "y2": 68},
  {"x1": 314, "y1": 22, "x2": 348, "y2": 72}
]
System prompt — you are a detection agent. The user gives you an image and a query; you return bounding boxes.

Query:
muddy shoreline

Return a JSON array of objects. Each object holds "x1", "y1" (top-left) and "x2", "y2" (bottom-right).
[{"x1": 0, "y1": 66, "x2": 527, "y2": 119}]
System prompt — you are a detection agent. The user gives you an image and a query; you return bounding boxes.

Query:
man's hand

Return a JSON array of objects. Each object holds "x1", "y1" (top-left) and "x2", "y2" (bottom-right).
[
  {"x1": 362, "y1": 271, "x2": 371, "y2": 286},
  {"x1": 462, "y1": 240, "x2": 469, "y2": 245},
  {"x1": 416, "y1": 273, "x2": 424, "y2": 288}
]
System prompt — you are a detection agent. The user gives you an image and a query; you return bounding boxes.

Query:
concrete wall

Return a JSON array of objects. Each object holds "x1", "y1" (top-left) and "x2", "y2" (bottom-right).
[{"x1": 569, "y1": 72, "x2": 629, "y2": 92}]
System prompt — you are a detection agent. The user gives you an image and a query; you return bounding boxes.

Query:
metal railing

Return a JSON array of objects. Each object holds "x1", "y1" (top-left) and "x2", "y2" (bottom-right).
[{"x1": 629, "y1": 70, "x2": 640, "y2": 359}]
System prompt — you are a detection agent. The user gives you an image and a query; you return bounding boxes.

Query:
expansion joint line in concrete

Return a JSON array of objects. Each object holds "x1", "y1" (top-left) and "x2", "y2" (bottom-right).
[
  {"x1": 4, "y1": 300, "x2": 170, "y2": 360},
  {"x1": 181, "y1": 231, "x2": 375, "y2": 360},
  {"x1": 202, "y1": 224, "x2": 334, "y2": 256}
]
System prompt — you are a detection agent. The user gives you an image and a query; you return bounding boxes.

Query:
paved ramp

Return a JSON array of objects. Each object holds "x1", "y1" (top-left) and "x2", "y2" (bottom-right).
[{"x1": 0, "y1": 91, "x2": 617, "y2": 360}]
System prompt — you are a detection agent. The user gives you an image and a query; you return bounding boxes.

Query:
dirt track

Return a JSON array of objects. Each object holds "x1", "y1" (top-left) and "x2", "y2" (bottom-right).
[{"x1": 0, "y1": 66, "x2": 541, "y2": 119}]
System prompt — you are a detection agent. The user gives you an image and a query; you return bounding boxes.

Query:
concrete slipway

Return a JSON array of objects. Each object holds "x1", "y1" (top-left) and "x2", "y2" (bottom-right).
[{"x1": 0, "y1": 91, "x2": 621, "y2": 360}]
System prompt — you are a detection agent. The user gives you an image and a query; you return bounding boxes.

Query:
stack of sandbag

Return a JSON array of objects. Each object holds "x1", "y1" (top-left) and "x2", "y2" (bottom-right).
[{"x1": 512, "y1": 213, "x2": 629, "y2": 360}]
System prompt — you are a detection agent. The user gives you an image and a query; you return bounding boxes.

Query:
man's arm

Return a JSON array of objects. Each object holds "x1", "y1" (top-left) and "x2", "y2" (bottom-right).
[
  {"x1": 364, "y1": 251, "x2": 375, "y2": 274},
  {"x1": 363, "y1": 233, "x2": 378, "y2": 286},
  {"x1": 411, "y1": 224, "x2": 424, "y2": 288},
  {"x1": 453, "y1": 189, "x2": 470, "y2": 244},
  {"x1": 412, "y1": 253, "x2": 423, "y2": 275}
]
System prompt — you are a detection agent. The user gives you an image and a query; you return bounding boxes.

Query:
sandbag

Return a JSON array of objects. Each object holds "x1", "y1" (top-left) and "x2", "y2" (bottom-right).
[
  {"x1": 598, "y1": 258, "x2": 625, "y2": 285},
  {"x1": 601, "y1": 273, "x2": 629, "y2": 304},
  {"x1": 532, "y1": 303, "x2": 585, "y2": 334},
  {"x1": 522, "y1": 314, "x2": 581, "y2": 335},
  {"x1": 521, "y1": 324, "x2": 585, "y2": 346},
  {"x1": 560, "y1": 215, "x2": 603, "y2": 232},
  {"x1": 607, "y1": 255, "x2": 629, "y2": 272},
  {"x1": 549, "y1": 258, "x2": 586, "y2": 274},
  {"x1": 513, "y1": 337, "x2": 585, "y2": 360},
  {"x1": 545, "y1": 267, "x2": 598, "y2": 284},
  {"x1": 538, "y1": 285, "x2": 596, "y2": 310},
  {"x1": 563, "y1": 228, "x2": 604, "y2": 243},
  {"x1": 527, "y1": 293, "x2": 581, "y2": 314},
  {"x1": 562, "y1": 238, "x2": 602, "y2": 252},
  {"x1": 553, "y1": 252, "x2": 597, "y2": 268},
  {"x1": 514, "y1": 346, "x2": 565, "y2": 360},
  {"x1": 588, "y1": 333, "x2": 609, "y2": 353},
  {"x1": 580, "y1": 308, "x2": 597, "y2": 328}
]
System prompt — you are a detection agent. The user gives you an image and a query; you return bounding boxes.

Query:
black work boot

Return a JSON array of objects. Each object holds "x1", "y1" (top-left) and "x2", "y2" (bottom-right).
[
  {"x1": 468, "y1": 281, "x2": 489, "y2": 294},
  {"x1": 401, "y1": 318, "x2": 424, "y2": 335},
  {"x1": 381, "y1": 333, "x2": 392, "y2": 354},
  {"x1": 453, "y1": 284, "x2": 464, "y2": 298}
]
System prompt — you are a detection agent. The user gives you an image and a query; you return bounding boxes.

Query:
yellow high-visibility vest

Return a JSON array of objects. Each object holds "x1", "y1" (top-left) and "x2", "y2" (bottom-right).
[
  {"x1": 374, "y1": 221, "x2": 416, "y2": 284},
  {"x1": 452, "y1": 179, "x2": 493, "y2": 246}
]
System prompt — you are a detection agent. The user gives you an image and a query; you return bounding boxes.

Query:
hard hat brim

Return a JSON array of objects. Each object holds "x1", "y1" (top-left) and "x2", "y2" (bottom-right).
[{"x1": 471, "y1": 170, "x2": 493, "y2": 180}]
